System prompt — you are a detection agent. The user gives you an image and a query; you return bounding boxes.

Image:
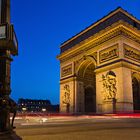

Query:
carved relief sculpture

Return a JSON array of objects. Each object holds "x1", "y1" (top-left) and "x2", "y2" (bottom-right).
[
  {"x1": 102, "y1": 71, "x2": 117, "y2": 101},
  {"x1": 62, "y1": 84, "x2": 71, "y2": 112}
]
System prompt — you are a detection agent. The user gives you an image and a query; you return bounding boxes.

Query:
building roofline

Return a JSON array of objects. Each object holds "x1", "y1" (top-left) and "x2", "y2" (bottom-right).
[{"x1": 60, "y1": 7, "x2": 140, "y2": 48}]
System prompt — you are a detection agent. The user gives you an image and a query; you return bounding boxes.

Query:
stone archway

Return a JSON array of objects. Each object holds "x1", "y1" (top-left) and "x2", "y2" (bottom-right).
[
  {"x1": 132, "y1": 77, "x2": 140, "y2": 112},
  {"x1": 77, "y1": 59, "x2": 96, "y2": 113},
  {"x1": 85, "y1": 86, "x2": 96, "y2": 113}
]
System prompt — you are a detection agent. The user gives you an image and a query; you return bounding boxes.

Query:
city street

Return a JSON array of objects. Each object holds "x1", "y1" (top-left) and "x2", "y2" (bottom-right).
[{"x1": 15, "y1": 116, "x2": 140, "y2": 140}]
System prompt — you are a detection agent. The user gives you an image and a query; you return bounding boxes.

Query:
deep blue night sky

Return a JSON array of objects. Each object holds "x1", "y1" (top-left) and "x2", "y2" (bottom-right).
[{"x1": 10, "y1": 0, "x2": 140, "y2": 104}]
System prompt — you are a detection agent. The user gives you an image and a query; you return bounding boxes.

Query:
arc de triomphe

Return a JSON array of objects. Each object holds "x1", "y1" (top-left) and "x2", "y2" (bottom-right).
[{"x1": 57, "y1": 7, "x2": 140, "y2": 114}]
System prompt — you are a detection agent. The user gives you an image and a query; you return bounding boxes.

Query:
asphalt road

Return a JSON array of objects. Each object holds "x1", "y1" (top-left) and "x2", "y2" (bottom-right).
[{"x1": 15, "y1": 117, "x2": 140, "y2": 140}]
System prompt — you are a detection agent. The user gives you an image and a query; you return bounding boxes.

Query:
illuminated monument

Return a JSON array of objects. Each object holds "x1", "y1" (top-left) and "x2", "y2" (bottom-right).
[
  {"x1": 0, "y1": 0, "x2": 20, "y2": 139},
  {"x1": 57, "y1": 7, "x2": 140, "y2": 114}
]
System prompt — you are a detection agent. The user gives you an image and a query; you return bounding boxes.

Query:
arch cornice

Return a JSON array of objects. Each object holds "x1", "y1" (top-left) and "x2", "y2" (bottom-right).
[{"x1": 57, "y1": 21, "x2": 140, "y2": 62}]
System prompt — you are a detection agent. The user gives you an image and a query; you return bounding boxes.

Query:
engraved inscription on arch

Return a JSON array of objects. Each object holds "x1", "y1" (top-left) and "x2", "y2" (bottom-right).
[
  {"x1": 61, "y1": 63, "x2": 73, "y2": 78},
  {"x1": 124, "y1": 44, "x2": 140, "y2": 63},
  {"x1": 99, "y1": 44, "x2": 119, "y2": 63}
]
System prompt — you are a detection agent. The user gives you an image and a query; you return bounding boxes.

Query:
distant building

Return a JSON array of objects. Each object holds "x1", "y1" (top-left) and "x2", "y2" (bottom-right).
[{"x1": 18, "y1": 98, "x2": 59, "y2": 113}]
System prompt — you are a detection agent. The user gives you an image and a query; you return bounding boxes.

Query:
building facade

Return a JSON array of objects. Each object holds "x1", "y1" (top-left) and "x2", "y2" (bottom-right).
[{"x1": 57, "y1": 8, "x2": 140, "y2": 114}]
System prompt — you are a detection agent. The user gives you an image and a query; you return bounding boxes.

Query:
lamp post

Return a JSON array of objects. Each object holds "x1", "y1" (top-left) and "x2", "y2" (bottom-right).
[{"x1": 0, "y1": 0, "x2": 21, "y2": 139}]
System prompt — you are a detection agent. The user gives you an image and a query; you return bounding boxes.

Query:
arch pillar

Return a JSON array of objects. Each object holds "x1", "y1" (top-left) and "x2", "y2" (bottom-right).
[
  {"x1": 96, "y1": 67, "x2": 134, "y2": 113},
  {"x1": 60, "y1": 76, "x2": 77, "y2": 113}
]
